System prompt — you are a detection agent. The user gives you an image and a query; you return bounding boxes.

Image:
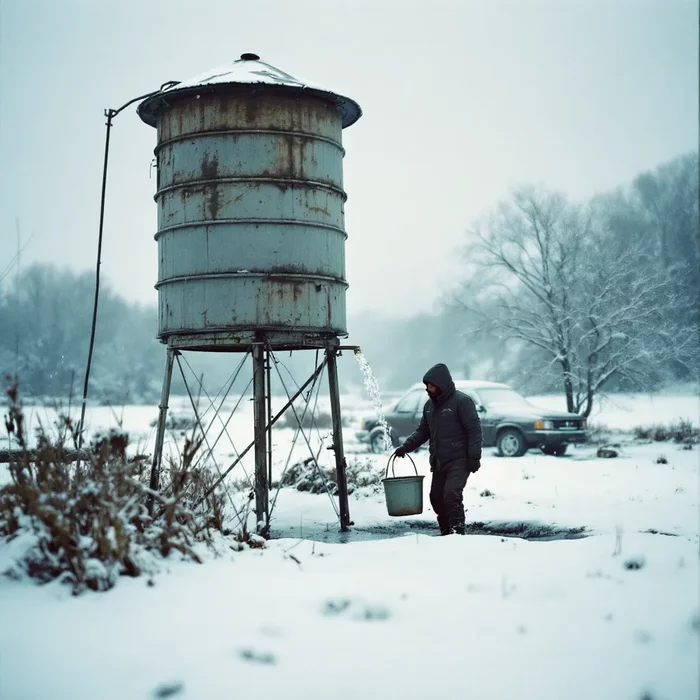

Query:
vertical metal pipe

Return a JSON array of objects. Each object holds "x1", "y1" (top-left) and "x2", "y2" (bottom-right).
[
  {"x1": 252, "y1": 343, "x2": 269, "y2": 531},
  {"x1": 148, "y1": 348, "x2": 175, "y2": 510},
  {"x1": 78, "y1": 110, "x2": 114, "y2": 449},
  {"x1": 326, "y1": 347, "x2": 350, "y2": 531},
  {"x1": 266, "y1": 349, "x2": 273, "y2": 491}
]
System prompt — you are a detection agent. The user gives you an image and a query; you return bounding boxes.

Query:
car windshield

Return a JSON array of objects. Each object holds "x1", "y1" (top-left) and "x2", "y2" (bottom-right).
[{"x1": 478, "y1": 388, "x2": 532, "y2": 407}]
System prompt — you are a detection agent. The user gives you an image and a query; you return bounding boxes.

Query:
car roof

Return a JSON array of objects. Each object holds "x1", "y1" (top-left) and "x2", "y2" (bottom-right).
[{"x1": 406, "y1": 379, "x2": 511, "y2": 392}]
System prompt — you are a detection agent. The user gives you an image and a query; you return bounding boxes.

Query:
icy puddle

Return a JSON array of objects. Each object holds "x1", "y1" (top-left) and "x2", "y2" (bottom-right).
[{"x1": 326, "y1": 519, "x2": 589, "y2": 543}]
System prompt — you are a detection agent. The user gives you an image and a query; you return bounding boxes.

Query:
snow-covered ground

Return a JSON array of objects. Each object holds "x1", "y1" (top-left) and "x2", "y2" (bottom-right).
[{"x1": 0, "y1": 392, "x2": 698, "y2": 699}]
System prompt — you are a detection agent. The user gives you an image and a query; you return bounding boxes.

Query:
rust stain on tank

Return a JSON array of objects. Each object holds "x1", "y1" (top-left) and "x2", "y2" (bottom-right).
[
  {"x1": 201, "y1": 153, "x2": 219, "y2": 179},
  {"x1": 146, "y1": 76, "x2": 355, "y2": 342},
  {"x1": 201, "y1": 153, "x2": 220, "y2": 219}
]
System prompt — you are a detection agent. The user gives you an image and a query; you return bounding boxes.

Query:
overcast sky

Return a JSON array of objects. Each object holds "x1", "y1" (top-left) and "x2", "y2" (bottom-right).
[{"x1": 0, "y1": 0, "x2": 697, "y2": 318}]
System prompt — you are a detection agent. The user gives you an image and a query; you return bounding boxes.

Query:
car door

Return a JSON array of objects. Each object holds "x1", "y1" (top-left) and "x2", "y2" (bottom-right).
[
  {"x1": 469, "y1": 390, "x2": 497, "y2": 447},
  {"x1": 389, "y1": 388, "x2": 425, "y2": 440}
]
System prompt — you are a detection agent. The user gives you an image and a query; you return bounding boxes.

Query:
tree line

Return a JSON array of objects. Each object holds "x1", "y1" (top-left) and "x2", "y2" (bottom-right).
[
  {"x1": 1, "y1": 152, "x2": 697, "y2": 413},
  {"x1": 349, "y1": 151, "x2": 699, "y2": 415}
]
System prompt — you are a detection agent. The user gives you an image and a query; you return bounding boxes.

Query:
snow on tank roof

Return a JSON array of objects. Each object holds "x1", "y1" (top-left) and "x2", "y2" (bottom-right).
[{"x1": 138, "y1": 53, "x2": 362, "y2": 128}]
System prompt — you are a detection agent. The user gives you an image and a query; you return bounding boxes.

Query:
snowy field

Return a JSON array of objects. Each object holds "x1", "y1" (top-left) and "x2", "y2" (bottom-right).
[{"x1": 0, "y1": 390, "x2": 698, "y2": 699}]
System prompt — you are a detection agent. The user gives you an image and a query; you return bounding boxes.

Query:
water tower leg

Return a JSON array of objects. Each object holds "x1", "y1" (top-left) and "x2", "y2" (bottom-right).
[
  {"x1": 252, "y1": 344, "x2": 269, "y2": 533},
  {"x1": 326, "y1": 348, "x2": 351, "y2": 531},
  {"x1": 148, "y1": 347, "x2": 175, "y2": 509}
]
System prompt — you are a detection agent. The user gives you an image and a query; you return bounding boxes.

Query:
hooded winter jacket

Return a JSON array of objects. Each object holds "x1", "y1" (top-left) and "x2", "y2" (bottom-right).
[{"x1": 401, "y1": 363, "x2": 482, "y2": 471}]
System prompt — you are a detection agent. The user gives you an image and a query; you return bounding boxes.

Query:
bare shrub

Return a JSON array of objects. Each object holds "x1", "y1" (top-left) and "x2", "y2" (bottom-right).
[
  {"x1": 670, "y1": 419, "x2": 699, "y2": 445},
  {"x1": 633, "y1": 425, "x2": 653, "y2": 441},
  {"x1": 585, "y1": 422, "x2": 614, "y2": 445},
  {"x1": 272, "y1": 456, "x2": 382, "y2": 496},
  {"x1": 634, "y1": 420, "x2": 699, "y2": 445},
  {"x1": 0, "y1": 380, "x2": 226, "y2": 594}
]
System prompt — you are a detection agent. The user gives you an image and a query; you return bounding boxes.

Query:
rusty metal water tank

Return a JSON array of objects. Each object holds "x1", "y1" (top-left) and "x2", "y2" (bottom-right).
[{"x1": 137, "y1": 54, "x2": 362, "y2": 350}]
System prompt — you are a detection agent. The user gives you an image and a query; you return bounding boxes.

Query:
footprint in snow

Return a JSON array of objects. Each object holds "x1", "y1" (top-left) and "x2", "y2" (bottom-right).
[{"x1": 322, "y1": 597, "x2": 391, "y2": 621}]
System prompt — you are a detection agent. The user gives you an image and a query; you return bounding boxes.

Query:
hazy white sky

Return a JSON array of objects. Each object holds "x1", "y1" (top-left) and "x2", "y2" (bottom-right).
[{"x1": 0, "y1": 0, "x2": 697, "y2": 317}]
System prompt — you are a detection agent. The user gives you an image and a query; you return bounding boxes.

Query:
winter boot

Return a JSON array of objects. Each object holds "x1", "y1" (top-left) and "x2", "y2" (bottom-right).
[{"x1": 437, "y1": 516, "x2": 451, "y2": 536}]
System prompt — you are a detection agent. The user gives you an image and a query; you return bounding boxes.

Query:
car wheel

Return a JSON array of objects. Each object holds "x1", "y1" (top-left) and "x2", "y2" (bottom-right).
[
  {"x1": 497, "y1": 429, "x2": 526, "y2": 457},
  {"x1": 542, "y1": 444, "x2": 567, "y2": 456}
]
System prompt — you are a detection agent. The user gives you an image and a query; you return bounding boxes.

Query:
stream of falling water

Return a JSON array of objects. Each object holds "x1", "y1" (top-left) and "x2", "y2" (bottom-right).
[{"x1": 354, "y1": 351, "x2": 392, "y2": 453}]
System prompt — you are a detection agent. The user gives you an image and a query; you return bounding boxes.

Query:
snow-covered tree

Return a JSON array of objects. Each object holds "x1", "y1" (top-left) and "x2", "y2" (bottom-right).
[{"x1": 453, "y1": 185, "x2": 697, "y2": 417}]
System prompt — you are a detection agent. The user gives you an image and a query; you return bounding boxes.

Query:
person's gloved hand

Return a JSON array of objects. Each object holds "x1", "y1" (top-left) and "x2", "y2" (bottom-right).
[
  {"x1": 468, "y1": 458, "x2": 481, "y2": 473},
  {"x1": 394, "y1": 446, "x2": 407, "y2": 458}
]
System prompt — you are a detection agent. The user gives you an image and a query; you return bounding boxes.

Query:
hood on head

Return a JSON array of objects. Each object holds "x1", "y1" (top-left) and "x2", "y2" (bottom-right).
[{"x1": 422, "y1": 363, "x2": 455, "y2": 395}]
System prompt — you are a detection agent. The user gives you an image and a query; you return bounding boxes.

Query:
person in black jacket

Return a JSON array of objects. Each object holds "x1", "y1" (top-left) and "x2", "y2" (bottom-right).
[{"x1": 393, "y1": 363, "x2": 482, "y2": 535}]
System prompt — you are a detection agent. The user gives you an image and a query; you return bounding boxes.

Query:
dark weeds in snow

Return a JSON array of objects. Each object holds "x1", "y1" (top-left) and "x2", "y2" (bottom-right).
[
  {"x1": 323, "y1": 598, "x2": 352, "y2": 616},
  {"x1": 322, "y1": 597, "x2": 390, "y2": 621},
  {"x1": 480, "y1": 489, "x2": 495, "y2": 498},
  {"x1": 633, "y1": 419, "x2": 699, "y2": 445},
  {"x1": 238, "y1": 648, "x2": 276, "y2": 665},
  {"x1": 655, "y1": 455, "x2": 668, "y2": 464},
  {"x1": 272, "y1": 456, "x2": 383, "y2": 496},
  {"x1": 0, "y1": 379, "x2": 230, "y2": 594},
  {"x1": 642, "y1": 528, "x2": 678, "y2": 537},
  {"x1": 623, "y1": 556, "x2": 646, "y2": 571}
]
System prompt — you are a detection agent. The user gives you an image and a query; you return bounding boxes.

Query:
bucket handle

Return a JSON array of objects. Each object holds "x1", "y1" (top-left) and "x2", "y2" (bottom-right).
[{"x1": 385, "y1": 452, "x2": 418, "y2": 478}]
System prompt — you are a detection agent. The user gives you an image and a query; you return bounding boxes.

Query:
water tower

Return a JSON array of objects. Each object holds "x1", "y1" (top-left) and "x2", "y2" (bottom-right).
[{"x1": 138, "y1": 54, "x2": 362, "y2": 532}]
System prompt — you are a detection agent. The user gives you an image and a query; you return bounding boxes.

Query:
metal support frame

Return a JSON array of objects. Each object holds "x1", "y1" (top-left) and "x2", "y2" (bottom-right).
[
  {"x1": 266, "y1": 348, "x2": 273, "y2": 491},
  {"x1": 197, "y1": 357, "x2": 328, "y2": 507},
  {"x1": 146, "y1": 341, "x2": 354, "y2": 535},
  {"x1": 252, "y1": 344, "x2": 269, "y2": 532},
  {"x1": 326, "y1": 346, "x2": 351, "y2": 531},
  {"x1": 148, "y1": 347, "x2": 175, "y2": 511}
]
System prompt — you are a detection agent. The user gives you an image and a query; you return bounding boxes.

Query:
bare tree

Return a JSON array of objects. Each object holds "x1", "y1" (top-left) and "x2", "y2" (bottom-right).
[{"x1": 453, "y1": 187, "x2": 696, "y2": 417}]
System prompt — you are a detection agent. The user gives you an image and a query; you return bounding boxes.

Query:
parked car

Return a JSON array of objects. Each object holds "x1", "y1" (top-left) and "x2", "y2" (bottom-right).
[{"x1": 356, "y1": 380, "x2": 587, "y2": 457}]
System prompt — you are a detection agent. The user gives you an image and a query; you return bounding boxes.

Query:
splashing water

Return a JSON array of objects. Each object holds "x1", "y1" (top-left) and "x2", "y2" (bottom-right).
[{"x1": 354, "y1": 351, "x2": 392, "y2": 453}]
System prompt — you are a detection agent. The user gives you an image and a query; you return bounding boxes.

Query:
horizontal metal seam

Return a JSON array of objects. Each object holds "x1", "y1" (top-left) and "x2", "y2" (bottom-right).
[
  {"x1": 160, "y1": 326, "x2": 346, "y2": 336},
  {"x1": 155, "y1": 177, "x2": 347, "y2": 202},
  {"x1": 155, "y1": 129, "x2": 345, "y2": 156},
  {"x1": 154, "y1": 218, "x2": 347, "y2": 241},
  {"x1": 159, "y1": 328, "x2": 348, "y2": 343},
  {"x1": 155, "y1": 271, "x2": 349, "y2": 289}
]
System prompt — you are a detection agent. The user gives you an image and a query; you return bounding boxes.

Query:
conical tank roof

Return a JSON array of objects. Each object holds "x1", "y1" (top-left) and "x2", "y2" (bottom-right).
[{"x1": 138, "y1": 53, "x2": 362, "y2": 128}]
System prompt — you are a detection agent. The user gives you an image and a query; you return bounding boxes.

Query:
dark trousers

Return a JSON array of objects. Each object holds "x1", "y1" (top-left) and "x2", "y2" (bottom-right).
[{"x1": 429, "y1": 461, "x2": 469, "y2": 534}]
